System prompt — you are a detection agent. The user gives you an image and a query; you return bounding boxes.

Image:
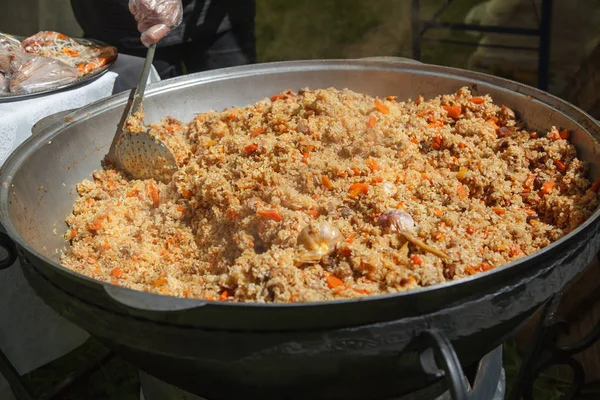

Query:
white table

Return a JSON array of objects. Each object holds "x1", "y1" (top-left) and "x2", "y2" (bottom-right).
[{"x1": 0, "y1": 53, "x2": 160, "y2": 398}]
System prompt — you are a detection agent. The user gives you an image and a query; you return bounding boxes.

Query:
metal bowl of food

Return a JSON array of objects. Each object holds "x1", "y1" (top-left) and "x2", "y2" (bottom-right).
[{"x1": 0, "y1": 59, "x2": 599, "y2": 400}]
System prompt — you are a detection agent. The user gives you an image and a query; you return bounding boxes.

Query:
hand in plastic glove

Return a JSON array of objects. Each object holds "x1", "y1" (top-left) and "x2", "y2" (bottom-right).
[{"x1": 128, "y1": 0, "x2": 183, "y2": 47}]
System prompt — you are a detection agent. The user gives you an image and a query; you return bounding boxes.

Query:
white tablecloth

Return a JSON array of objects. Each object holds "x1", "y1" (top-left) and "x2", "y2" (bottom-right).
[{"x1": 0, "y1": 53, "x2": 160, "y2": 397}]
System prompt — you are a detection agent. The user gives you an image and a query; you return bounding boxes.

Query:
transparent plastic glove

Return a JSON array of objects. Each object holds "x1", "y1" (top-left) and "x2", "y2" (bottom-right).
[
  {"x1": 128, "y1": 0, "x2": 183, "y2": 47},
  {"x1": 9, "y1": 55, "x2": 81, "y2": 95},
  {"x1": 0, "y1": 33, "x2": 24, "y2": 75}
]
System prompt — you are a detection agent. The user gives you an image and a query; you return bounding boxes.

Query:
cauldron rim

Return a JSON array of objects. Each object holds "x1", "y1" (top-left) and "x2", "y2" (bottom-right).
[{"x1": 1, "y1": 59, "x2": 599, "y2": 316}]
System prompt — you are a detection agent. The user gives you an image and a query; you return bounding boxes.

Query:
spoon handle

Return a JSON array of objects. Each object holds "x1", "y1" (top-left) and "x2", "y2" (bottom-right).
[{"x1": 131, "y1": 44, "x2": 156, "y2": 116}]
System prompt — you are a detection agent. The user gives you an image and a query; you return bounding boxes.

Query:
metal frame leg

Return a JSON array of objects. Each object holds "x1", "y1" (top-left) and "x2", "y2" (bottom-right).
[
  {"x1": 411, "y1": 0, "x2": 421, "y2": 61},
  {"x1": 508, "y1": 278, "x2": 600, "y2": 400},
  {"x1": 537, "y1": 0, "x2": 553, "y2": 91},
  {"x1": 412, "y1": 0, "x2": 554, "y2": 91}
]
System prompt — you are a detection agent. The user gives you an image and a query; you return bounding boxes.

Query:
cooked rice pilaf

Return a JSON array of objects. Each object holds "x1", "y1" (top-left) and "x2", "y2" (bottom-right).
[{"x1": 61, "y1": 87, "x2": 600, "y2": 302}]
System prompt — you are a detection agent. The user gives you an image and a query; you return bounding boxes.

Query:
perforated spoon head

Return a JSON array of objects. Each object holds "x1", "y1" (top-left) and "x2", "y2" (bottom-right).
[
  {"x1": 106, "y1": 44, "x2": 178, "y2": 183},
  {"x1": 114, "y1": 130, "x2": 178, "y2": 183}
]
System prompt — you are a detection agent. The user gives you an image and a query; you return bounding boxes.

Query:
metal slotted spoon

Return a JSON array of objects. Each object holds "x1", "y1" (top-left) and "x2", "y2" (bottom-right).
[{"x1": 106, "y1": 44, "x2": 178, "y2": 183}]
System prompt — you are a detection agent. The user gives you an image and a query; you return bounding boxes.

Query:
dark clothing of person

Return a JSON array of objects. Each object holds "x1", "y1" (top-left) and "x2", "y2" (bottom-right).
[{"x1": 70, "y1": 0, "x2": 256, "y2": 79}]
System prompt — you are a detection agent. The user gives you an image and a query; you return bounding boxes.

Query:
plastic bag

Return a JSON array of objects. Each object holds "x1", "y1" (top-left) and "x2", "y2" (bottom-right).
[
  {"x1": 0, "y1": 72, "x2": 8, "y2": 93},
  {"x1": 128, "y1": 0, "x2": 183, "y2": 46},
  {"x1": 22, "y1": 31, "x2": 118, "y2": 75},
  {"x1": 9, "y1": 55, "x2": 81, "y2": 95},
  {"x1": 0, "y1": 33, "x2": 24, "y2": 75}
]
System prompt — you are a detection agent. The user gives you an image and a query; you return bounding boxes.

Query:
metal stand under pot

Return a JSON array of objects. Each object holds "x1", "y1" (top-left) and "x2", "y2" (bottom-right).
[{"x1": 139, "y1": 346, "x2": 506, "y2": 400}]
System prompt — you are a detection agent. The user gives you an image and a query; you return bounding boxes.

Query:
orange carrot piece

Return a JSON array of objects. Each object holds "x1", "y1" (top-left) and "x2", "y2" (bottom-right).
[
  {"x1": 374, "y1": 98, "x2": 390, "y2": 114},
  {"x1": 164, "y1": 124, "x2": 181, "y2": 133},
  {"x1": 559, "y1": 129, "x2": 570, "y2": 140},
  {"x1": 87, "y1": 256, "x2": 98, "y2": 265},
  {"x1": 257, "y1": 209, "x2": 283, "y2": 222},
  {"x1": 308, "y1": 210, "x2": 320, "y2": 218},
  {"x1": 465, "y1": 266, "x2": 477, "y2": 275},
  {"x1": 348, "y1": 183, "x2": 369, "y2": 198},
  {"x1": 457, "y1": 184, "x2": 468, "y2": 200},
  {"x1": 434, "y1": 209, "x2": 443, "y2": 217},
  {"x1": 541, "y1": 180, "x2": 554, "y2": 195},
  {"x1": 147, "y1": 182, "x2": 160, "y2": 208},
  {"x1": 493, "y1": 208, "x2": 506, "y2": 215},
  {"x1": 180, "y1": 188, "x2": 192, "y2": 199},
  {"x1": 470, "y1": 97, "x2": 485, "y2": 104},
  {"x1": 321, "y1": 175, "x2": 333, "y2": 190},
  {"x1": 410, "y1": 255, "x2": 423, "y2": 265},
  {"x1": 442, "y1": 105, "x2": 462, "y2": 119},
  {"x1": 466, "y1": 226, "x2": 475, "y2": 234},
  {"x1": 524, "y1": 174, "x2": 535, "y2": 188},
  {"x1": 554, "y1": 159, "x2": 567, "y2": 172},
  {"x1": 326, "y1": 275, "x2": 344, "y2": 289},
  {"x1": 301, "y1": 152, "x2": 310, "y2": 164},
  {"x1": 226, "y1": 209, "x2": 238, "y2": 221},
  {"x1": 589, "y1": 178, "x2": 600, "y2": 193},
  {"x1": 62, "y1": 47, "x2": 80, "y2": 56},
  {"x1": 432, "y1": 136, "x2": 442, "y2": 150},
  {"x1": 270, "y1": 93, "x2": 286, "y2": 102},
  {"x1": 88, "y1": 217, "x2": 103, "y2": 232},
  {"x1": 368, "y1": 115, "x2": 377, "y2": 128},
  {"x1": 219, "y1": 290, "x2": 229, "y2": 301},
  {"x1": 366, "y1": 158, "x2": 381, "y2": 171},
  {"x1": 530, "y1": 132, "x2": 538, "y2": 139},
  {"x1": 427, "y1": 117, "x2": 444, "y2": 127},
  {"x1": 458, "y1": 142, "x2": 466, "y2": 149},
  {"x1": 110, "y1": 268, "x2": 123, "y2": 278},
  {"x1": 480, "y1": 262, "x2": 494, "y2": 271},
  {"x1": 153, "y1": 278, "x2": 168, "y2": 287},
  {"x1": 244, "y1": 143, "x2": 258, "y2": 153},
  {"x1": 251, "y1": 127, "x2": 266, "y2": 137}
]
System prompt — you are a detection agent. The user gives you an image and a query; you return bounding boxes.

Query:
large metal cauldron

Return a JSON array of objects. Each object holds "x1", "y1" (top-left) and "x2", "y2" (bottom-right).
[{"x1": 1, "y1": 60, "x2": 599, "y2": 400}]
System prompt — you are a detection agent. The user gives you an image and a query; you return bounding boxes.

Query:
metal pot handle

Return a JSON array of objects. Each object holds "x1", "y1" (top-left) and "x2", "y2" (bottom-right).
[
  {"x1": 31, "y1": 108, "x2": 79, "y2": 137},
  {"x1": 419, "y1": 329, "x2": 502, "y2": 400},
  {"x1": 104, "y1": 284, "x2": 206, "y2": 312},
  {"x1": 0, "y1": 232, "x2": 17, "y2": 270}
]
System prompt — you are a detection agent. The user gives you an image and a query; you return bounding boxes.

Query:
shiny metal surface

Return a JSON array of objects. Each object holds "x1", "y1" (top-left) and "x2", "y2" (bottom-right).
[
  {"x1": 112, "y1": 131, "x2": 179, "y2": 183},
  {"x1": 106, "y1": 43, "x2": 178, "y2": 183},
  {"x1": 1, "y1": 59, "x2": 599, "y2": 315},
  {"x1": 2, "y1": 60, "x2": 598, "y2": 399}
]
